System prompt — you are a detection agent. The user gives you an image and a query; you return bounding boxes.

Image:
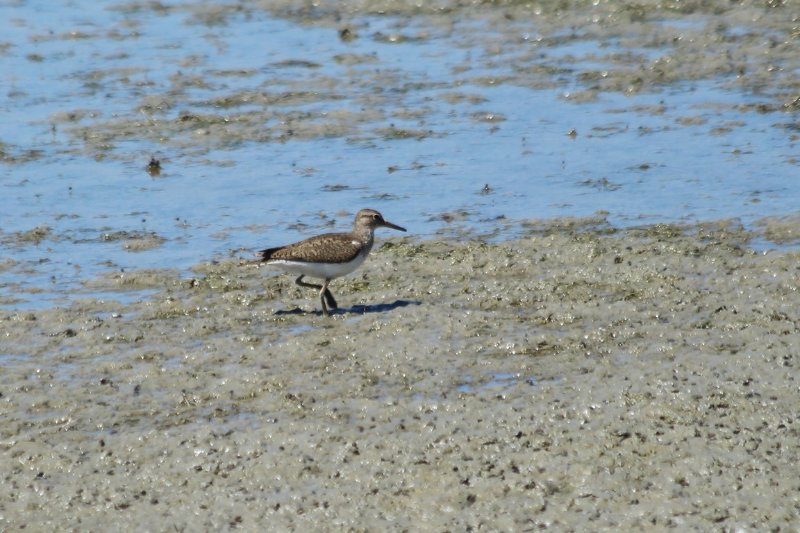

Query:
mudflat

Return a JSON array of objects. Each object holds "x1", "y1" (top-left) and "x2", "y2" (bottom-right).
[{"x1": 2, "y1": 218, "x2": 798, "y2": 530}]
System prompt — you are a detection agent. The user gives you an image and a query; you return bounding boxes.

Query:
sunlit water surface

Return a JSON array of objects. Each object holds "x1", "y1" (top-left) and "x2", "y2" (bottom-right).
[{"x1": 1, "y1": 1, "x2": 798, "y2": 308}]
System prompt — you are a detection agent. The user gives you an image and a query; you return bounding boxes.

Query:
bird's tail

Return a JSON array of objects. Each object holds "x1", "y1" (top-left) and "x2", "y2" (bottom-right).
[
  {"x1": 258, "y1": 247, "x2": 280, "y2": 262},
  {"x1": 240, "y1": 248, "x2": 277, "y2": 267}
]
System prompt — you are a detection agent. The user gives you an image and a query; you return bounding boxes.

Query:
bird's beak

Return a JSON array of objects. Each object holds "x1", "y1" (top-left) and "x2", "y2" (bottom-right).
[{"x1": 382, "y1": 219, "x2": 406, "y2": 232}]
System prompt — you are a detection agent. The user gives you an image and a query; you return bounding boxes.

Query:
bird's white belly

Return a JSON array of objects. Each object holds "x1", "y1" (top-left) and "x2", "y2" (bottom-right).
[{"x1": 267, "y1": 254, "x2": 367, "y2": 280}]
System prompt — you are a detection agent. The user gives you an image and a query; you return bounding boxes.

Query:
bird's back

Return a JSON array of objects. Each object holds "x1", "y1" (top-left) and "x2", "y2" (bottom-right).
[{"x1": 259, "y1": 232, "x2": 368, "y2": 264}]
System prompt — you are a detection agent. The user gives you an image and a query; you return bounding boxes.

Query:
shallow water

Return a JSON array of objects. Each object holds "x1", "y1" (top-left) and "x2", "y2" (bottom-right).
[{"x1": 2, "y1": 0, "x2": 799, "y2": 306}]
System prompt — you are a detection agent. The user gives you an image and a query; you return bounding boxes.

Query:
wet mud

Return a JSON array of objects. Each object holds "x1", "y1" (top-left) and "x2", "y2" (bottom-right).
[{"x1": 2, "y1": 219, "x2": 799, "y2": 530}]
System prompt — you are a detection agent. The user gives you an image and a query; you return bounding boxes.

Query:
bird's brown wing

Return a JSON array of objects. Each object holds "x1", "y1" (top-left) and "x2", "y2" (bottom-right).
[{"x1": 259, "y1": 233, "x2": 363, "y2": 264}]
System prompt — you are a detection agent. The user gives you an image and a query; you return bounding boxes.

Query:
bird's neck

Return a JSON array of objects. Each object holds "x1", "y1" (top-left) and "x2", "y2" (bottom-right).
[{"x1": 353, "y1": 225, "x2": 375, "y2": 248}]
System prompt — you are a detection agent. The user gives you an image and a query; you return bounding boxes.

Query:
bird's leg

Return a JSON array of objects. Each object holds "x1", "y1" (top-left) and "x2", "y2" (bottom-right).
[
  {"x1": 296, "y1": 275, "x2": 337, "y2": 315},
  {"x1": 323, "y1": 285, "x2": 337, "y2": 310},
  {"x1": 320, "y1": 278, "x2": 332, "y2": 317},
  {"x1": 295, "y1": 275, "x2": 320, "y2": 290}
]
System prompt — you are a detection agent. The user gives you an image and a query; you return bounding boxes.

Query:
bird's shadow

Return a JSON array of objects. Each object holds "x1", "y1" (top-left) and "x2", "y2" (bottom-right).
[{"x1": 274, "y1": 299, "x2": 422, "y2": 317}]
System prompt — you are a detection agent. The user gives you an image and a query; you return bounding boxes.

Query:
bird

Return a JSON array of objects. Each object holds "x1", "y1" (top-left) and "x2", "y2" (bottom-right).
[{"x1": 258, "y1": 208, "x2": 406, "y2": 316}]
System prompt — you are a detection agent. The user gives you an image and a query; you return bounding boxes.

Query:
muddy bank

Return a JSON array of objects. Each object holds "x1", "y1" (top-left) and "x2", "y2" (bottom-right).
[{"x1": 2, "y1": 219, "x2": 799, "y2": 530}]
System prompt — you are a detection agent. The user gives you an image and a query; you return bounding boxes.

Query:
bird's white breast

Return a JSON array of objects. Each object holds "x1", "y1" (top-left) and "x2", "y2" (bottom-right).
[{"x1": 267, "y1": 253, "x2": 368, "y2": 280}]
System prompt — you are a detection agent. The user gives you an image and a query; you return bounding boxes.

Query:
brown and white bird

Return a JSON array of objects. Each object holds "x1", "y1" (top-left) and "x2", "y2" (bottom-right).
[{"x1": 258, "y1": 208, "x2": 406, "y2": 316}]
